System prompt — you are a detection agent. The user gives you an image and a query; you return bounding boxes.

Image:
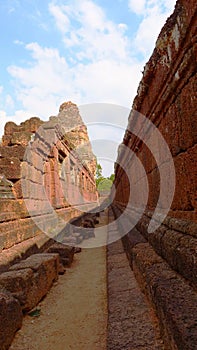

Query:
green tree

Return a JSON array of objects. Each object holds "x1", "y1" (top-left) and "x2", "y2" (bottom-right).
[
  {"x1": 108, "y1": 173, "x2": 115, "y2": 182},
  {"x1": 95, "y1": 162, "x2": 115, "y2": 193},
  {"x1": 95, "y1": 162, "x2": 104, "y2": 188},
  {"x1": 96, "y1": 163, "x2": 103, "y2": 179}
]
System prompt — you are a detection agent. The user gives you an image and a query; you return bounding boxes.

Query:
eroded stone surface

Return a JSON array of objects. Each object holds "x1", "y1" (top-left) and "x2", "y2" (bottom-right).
[{"x1": 0, "y1": 291, "x2": 22, "y2": 350}]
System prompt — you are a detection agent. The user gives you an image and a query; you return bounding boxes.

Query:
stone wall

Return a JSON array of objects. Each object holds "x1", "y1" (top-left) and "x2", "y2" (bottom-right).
[
  {"x1": 112, "y1": 1, "x2": 197, "y2": 349},
  {"x1": 0, "y1": 102, "x2": 97, "y2": 255},
  {"x1": 115, "y1": 0, "x2": 196, "y2": 221}
]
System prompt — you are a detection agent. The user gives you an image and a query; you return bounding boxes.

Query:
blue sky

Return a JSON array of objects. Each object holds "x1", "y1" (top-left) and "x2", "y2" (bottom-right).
[{"x1": 0, "y1": 0, "x2": 176, "y2": 175}]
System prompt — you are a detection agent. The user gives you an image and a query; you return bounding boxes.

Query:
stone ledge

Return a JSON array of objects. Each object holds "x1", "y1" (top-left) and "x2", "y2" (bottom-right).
[
  {"x1": 136, "y1": 215, "x2": 197, "y2": 289},
  {"x1": 132, "y1": 243, "x2": 197, "y2": 350},
  {"x1": 112, "y1": 204, "x2": 197, "y2": 289},
  {"x1": 0, "y1": 291, "x2": 23, "y2": 350}
]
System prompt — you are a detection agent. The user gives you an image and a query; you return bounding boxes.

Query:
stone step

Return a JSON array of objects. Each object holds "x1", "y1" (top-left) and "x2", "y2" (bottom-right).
[
  {"x1": 122, "y1": 226, "x2": 197, "y2": 350},
  {"x1": 107, "y1": 238, "x2": 164, "y2": 350}
]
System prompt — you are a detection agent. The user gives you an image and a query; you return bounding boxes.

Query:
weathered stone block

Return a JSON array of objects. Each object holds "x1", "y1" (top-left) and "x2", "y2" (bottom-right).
[
  {"x1": 0, "y1": 199, "x2": 28, "y2": 222},
  {"x1": 0, "y1": 268, "x2": 34, "y2": 310},
  {"x1": 46, "y1": 243, "x2": 75, "y2": 267},
  {"x1": 0, "y1": 157, "x2": 21, "y2": 180},
  {"x1": 20, "y1": 117, "x2": 43, "y2": 133},
  {"x1": 0, "y1": 145, "x2": 26, "y2": 161},
  {"x1": 4, "y1": 122, "x2": 19, "y2": 136},
  {"x1": 122, "y1": 228, "x2": 147, "y2": 267},
  {"x1": 11, "y1": 131, "x2": 32, "y2": 146},
  {"x1": 0, "y1": 218, "x2": 42, "y2": 251},
  {"x1": 0, "y1": 291, "x2": 22, "y2": 350},
  {"x1": 0, "y1": 233, "x2": 51, "y2": 273},
  {"x1": 160, "y1": 229, "x2": 184, "y2": 269},
  {"x1": 132, "y1": 242, "x2": 197, "y2": 350},
  {"x1": 6, "y1": 253, "x2": 60, "y2": 311},
  {"x1": 155, "y1": 278, "x2": 197, "y2": 350}
]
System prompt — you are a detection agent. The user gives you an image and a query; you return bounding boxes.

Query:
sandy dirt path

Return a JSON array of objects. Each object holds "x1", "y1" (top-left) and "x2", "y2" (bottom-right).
[{"x1": 10, "y1": 247, "x2": 107, "y2": 350}]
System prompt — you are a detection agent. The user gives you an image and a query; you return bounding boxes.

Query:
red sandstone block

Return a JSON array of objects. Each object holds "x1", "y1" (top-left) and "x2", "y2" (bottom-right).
[
  {"x1": 178, "y1": 75, "x2": 197, "y2": 149},
  {"x1": 0, "y1": 145, "x2": 26, "y2": 161},
  {"x1": 183, "y1": 145, "x2": 197, "y2": 209},
  {"x1": 24, "y1": 149, "x2": 44, "y2": 172},
  {"x1": 138, "y1": 145, "x2": 155, "y2": 175},
  {"x1": 0, "y1": 218, "x2": 41, "y2": 251},
  {"x1": 22, "y1": 164, "x2": 42, "y2": 184},
  {"x1": 172, "y1": 153, "x2": 194, "y2": 210},
  {"x1": 147, "y1": 169, "x2": 160, "y2": 210},
  {"x1": 168, "y1": 210, "x2": 197, "y2": 224},
  {"x1": 0, "y1": 199, "x2": 28, "y2": 223},
  {"x1": 53, "y1": 146, "x2": 59, "y2": 160},
  {"x1": 182, "y1": 0, "x2": 197, "y2": 23},
  {"x1": 0, "y1": 157, "x2": 21, "y2": 180},
  {"x1": 21, "y1": 162, "x2": 43, "y2": 184},
  {"x1": 158, "y1": 104, "x2": 180, "y2": 156}
]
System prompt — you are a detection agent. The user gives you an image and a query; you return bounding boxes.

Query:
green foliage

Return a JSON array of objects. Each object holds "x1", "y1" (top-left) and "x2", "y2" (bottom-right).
[
  {"x1": 96, "y1": 163, "x2": 103, "y2": 179},
  {"x1": 95, "y1": 162, "x2": 115, "y2": 192},
  {"x1": 108, "y1": 173, "x2": 115, "y2": 182}
]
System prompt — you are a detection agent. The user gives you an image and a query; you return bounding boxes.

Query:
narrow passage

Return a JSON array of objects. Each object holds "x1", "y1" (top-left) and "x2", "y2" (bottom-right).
[
  {"x1": 10, "y1": 247, "x2": 108, "y2": 350},
  {"x1": 10, "y1": 213, "x2": 163, "y2": 350}
]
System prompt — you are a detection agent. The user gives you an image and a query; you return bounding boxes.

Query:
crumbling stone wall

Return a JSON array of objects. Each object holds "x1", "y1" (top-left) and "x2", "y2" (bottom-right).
[
  {"x1": 112, "y1": 1, "x2": 197, "y2": 349},
  {"x1": 0, "y1": 102, "x2": 97, "y2": 254}
]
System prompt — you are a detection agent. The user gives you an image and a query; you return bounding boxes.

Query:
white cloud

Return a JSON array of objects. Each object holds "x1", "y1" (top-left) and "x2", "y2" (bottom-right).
[
  {"x1": 7, "y1": 42, "x2": 73, "y2": 117},
  {"x1": 7, "y1": 40, "x2": 142, "y2": 118},
  {"x1": 5, "y1": 94, "x2": 15, "y2": 109},
  {"x1": 129, "y1": 0, "x2": 176, "y2": 56},
  {"x1": 49, "y1": 0, "x2": 131, "y2": 62},
  {"x1": 129, "y1": 0, "x2": 175, "y2": 15},
  {"x1": 13, "y1": 39, "x2": 24, "y2": 45},
  {"x1": 7, "y1": 0, "x2": 144, "y2": 122},
  {"x1": 118, "y1": 23, "x2": 128, "y2": 31},
  {"x1": 49, "y1": 3, "x2": 70, "y2": 34},
  {"x1": 129, "y1": 0, "x2": 146, "y2": 15}
]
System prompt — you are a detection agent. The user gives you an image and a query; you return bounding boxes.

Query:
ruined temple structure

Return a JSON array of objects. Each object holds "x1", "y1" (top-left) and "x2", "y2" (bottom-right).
[
  {"x1": 0, "y1": 0, "x2": 197, "y2": 349},
  {"x1": 0, "y1": 101, "x2": 97, "y2": 254},
  {"x1": 0, "y1": 101, "x2": 99, "y2": 349}
]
